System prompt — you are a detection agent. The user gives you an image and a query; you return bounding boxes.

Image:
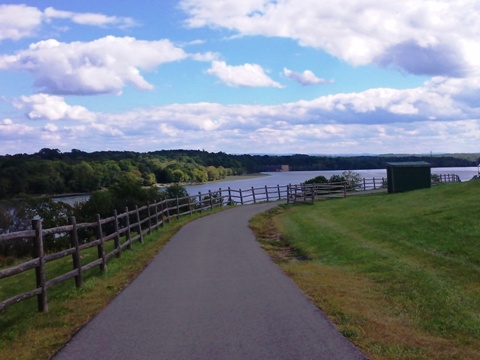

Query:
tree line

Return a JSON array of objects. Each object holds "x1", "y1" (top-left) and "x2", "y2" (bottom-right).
[
  {"x1": 0, "y1": 148, "x2": 476, "y2": 199},
  {"x1": 0, "y1": 181, "x2": 190, "y2": 259},
  {"x1": 0, "y1": 148, "x2": 239, "y2": 199}
]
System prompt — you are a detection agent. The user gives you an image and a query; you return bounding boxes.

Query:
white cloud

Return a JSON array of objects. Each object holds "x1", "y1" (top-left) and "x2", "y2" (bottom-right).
[
  {"x1": 13, "y1": 94, "x2": 96, "y2": 121},
  {"x1": 190, "y1": 51, "x2": 221, "y2": 62},
  {"x1": 283, "y1": 68, "x2": 332, "y2": 86},
  {"x1": 44, "y1": 7, "x2": 136, "y2": 28},
  {"x1": 5, "y1": 74, "x2": 480, "y2": 154},
  {"x1": 43, "y1": 123, "x2": 59, "y2": 132},
  {"x1": 0, "y1": 4, "x2": 43, "y2": 41},
  {"x1": 180, "y1": 0, "x2": 480, "y2": 77},
  {"x1": 207, "y1": 60, "x2": 284, "y2": 88},
  {"x1": 0, "y1": 5, "x2": 136, "y2": 43},
  {"x1": 0, "y1": 36, "x2": 188, "y2": 95}
]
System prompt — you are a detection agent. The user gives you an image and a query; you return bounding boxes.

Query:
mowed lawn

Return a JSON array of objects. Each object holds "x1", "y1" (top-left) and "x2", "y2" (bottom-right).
[{"x1": 252, "y1": 180, "x2": 480, "y2": 359}]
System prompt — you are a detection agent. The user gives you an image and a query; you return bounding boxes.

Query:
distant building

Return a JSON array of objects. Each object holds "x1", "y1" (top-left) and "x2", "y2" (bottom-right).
[{"x1": 262, "y1": 165, "x2": 290, "y2": 172}]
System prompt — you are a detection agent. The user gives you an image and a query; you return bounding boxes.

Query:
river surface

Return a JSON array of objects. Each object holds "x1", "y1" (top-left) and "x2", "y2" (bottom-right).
[
  {"x1": 53, "y1": 167, "x2": 478, "y2": 205},
  {"x1": 185, "y1": 167, "x2": 479, "y2": 196}
]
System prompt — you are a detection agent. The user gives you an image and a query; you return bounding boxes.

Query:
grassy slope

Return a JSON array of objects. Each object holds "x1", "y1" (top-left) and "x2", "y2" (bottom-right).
[{"x1": 252, "y1": 181, "x2": 480, "y2": 359}]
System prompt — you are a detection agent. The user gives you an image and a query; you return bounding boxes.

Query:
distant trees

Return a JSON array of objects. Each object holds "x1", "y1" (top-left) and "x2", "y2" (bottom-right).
[
  {"x1": 0, "y1": 148, "x2": 475, "y2": 199},
  {"x1": 0, "y1": 149, "x2": 237, "y2": 199}
]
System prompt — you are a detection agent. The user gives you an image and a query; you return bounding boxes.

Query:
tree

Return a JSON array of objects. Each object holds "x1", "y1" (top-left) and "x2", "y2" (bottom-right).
[
  {"x1": 304, "y1": 175, "x2": 328, "y2": 184},
  {"x1": 68, "y1": 162, "x2": 101, "y2": 192},
  {"x1": 341, "y1": 170, "x2": 362, "y2": 190},
  {"x1": 206, "y1": 166, "x2": 219, "y2": 181}
]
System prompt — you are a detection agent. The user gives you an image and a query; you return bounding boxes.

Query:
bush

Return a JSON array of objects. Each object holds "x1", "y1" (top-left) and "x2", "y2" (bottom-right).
[{"x1": 304, "y1": 175, "x2": 328, "y2": 184}]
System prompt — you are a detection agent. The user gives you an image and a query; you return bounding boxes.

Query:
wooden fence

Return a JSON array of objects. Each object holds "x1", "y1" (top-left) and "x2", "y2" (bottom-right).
[
  {"x1": 1, "y1": 183, "x2": 348, "y2": 313},
  {"x1": 0, "y1": 175, "x2": 440, "y2": 313},
  {"x1": 433, "y1": 174, "x2": 461, "y2": 184}
]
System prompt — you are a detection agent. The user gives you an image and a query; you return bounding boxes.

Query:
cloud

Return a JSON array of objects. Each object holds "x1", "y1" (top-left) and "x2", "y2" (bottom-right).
[
  {"x1": 180, "y1": 0, "x2": 480, "y2": 77},
  {"x1": 0, "y1": 4, "x2": 136, "y2": 43},
  {"x1": 44, "y1": 7, "x2": 136, "y2": 28},
  {"x1": 0, "y1": 4, "x2": 43, "y2": 41},
  {"x1": 5, "y1": 75, "x2": 480, "y2": 154},
  {"x1": 13, "y1": 94, "x2": 96, "y2": 121},
  {"x1": 0, "y1": 36, "x2": 188, "y2": 95},
  {"x1": 190, "y1": 51, "x2": 221, "y2": 62},
  {"x1": 283, "y1": 68, "x2": 333, "y2": 85},
  {"x1": 207, "y1": 60, "x2": 284, "y2": 87}
]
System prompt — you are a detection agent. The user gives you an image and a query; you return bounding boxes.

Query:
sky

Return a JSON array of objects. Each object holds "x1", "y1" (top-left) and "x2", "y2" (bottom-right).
[{"x1": 1, "y1": 0, "x2": 480, "y2": 156}]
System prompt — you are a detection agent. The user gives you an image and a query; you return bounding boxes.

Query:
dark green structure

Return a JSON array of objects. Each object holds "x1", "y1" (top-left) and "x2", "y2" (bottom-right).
[{"x1": 386, "y1": 161, "x2": 431, "y2": 193}]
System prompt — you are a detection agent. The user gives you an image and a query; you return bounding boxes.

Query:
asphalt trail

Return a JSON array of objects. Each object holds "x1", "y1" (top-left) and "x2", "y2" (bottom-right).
[{"x1": 54, "y1": 202, "x2": 366, "y2": 359}]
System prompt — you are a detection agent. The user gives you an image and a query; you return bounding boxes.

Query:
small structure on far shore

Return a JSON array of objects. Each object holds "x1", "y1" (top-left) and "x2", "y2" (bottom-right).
[
  {"x1": 386, "y1": 161, "x2": 431, "y2": 193},
  {"x1": 262, "y1": 164, "x2": 290, "y2": 172}
]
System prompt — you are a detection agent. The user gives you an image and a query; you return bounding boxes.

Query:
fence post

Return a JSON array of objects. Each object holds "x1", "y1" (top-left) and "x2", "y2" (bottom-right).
[
  {"x1": 113, "y1": 210, "x2": 121, "y2": 258},
  {"x1": 95, "y1": 214, "x2": 106, "y2": 272},
  {"x1": 228, "y1": 187, "x2": 232, "y2": 205},
  {"x1": 209, "y1": 190, "x2": 213, "y2": 210},
  {"x1": 343, "y1": 185, "x2": 347, "y2": 198},
  {"x1": 373, "y1": 178, "x2": 376, "y2": 190},
  {"x1": 32, "y1": 219, "x2": 48, "y2": 312},
  {"x1": 125, "y1": 207, "x2": 132, "y2": 250},
  {"x1": 159, "y1": 201, "x2": 165, "y2": 227},
  {"x1": 135, "y1": 205, "x2": 144, "y2": 244},
  {"x1": 70, "y1": 216, "x2": 83, "y2": 288},
  {"x1": 277, "y1": 185, "x2": 281, "y2": 200},
  {"x1": 147, "y1": 202, "x2": 152, "y2": 234},
  {"x1": 363, "y1": 178, "x2": 366, "y2": 190},
  {"x1": 165, "y1": 200, "x2": 171, "y2": 223},
  {"x1": 154, "y1": 201, "x2": 159, "y2": 228},
  {"x1": 286, "y1": 184, "x2": 290, "y2": 204},
  {"x1": 198, "y1": 192, "x2": 203, "y2": 212},
  {"x1": 265, "y1": 185, "x2": 269, "y2": 202},
  {"x1": 239, "y1": 189, "x2": 244, "y2": 205},
  {"x1": 176, "y1": 197, "x2": 180, "y2": 218},
  {"x1": 252, "y1": 187, "x2": 256, "y2": 204}
]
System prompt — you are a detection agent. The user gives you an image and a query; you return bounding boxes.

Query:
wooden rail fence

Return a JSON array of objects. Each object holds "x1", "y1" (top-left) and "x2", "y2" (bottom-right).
[
  {"x1": 433, "y1": 174, "x2": 461, "y2": 184},
  {"x1": 0, "y1": 175, "x2": 446, "y2": 313},
  {"x1": 0, "y1": 184, "x2": 289, "y2": 313}
]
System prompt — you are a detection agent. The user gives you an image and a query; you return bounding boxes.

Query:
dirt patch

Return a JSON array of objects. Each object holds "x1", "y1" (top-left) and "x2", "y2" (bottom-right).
[{"x1": 250, "y1": 207, "x2": 310, "y2": 263}]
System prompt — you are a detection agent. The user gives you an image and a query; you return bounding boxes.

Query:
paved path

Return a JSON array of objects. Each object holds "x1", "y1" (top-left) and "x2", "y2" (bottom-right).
[{"x1": 54, "y1": 203, "x2": 366, "y2": 360}]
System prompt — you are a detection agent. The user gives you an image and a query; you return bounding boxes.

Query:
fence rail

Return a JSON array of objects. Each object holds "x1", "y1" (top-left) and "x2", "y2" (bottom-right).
[
  {"x1": 0, "y1": 184, "x2": 294, "y2": 313},
  {"x1": 0, "y1": 175, "x2": 455, "y2": 313},
  {"x1": 433, "y1": 173, "x2": 461, "y2": 184}
]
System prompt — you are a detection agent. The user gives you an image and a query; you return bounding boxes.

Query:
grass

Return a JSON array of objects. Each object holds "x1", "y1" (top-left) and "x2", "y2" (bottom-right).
[
  {"x1": 250, "y1": 181, "x2": 480, "y2": 359},
  {"x1": 0, "y1": 209, "x2": 224, "y2": 360}
]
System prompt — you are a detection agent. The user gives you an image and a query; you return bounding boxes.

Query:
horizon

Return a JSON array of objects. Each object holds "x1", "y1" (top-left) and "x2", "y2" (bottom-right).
[
  {"x1": 1, "y1": 1, "x2": 480, "y2": 155},
  {"x1": 1, "y1": 147, "x2": 479, "y2": 159}
]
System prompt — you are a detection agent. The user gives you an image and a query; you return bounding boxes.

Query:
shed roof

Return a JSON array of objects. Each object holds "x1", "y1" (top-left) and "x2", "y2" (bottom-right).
[{"x1": 386, "y1": 161, "x2": 431, "y2": 167}]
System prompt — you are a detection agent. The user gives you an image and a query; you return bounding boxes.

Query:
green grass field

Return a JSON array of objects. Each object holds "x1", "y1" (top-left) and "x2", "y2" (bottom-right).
[{"x1": 251, "y1": 181, "x2": 480, "y2": 359}]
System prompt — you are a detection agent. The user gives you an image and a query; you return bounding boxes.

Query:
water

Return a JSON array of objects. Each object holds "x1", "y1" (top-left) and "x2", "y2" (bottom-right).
[
  {"x1": 185, "y1": 167, "x2": 479, "y2": 196},
  {"x1": 50, "y1": 167, "x2": 479, "y2": 203}
]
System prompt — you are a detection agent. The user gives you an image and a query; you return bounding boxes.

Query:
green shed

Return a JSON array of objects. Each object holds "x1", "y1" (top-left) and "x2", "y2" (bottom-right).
[{"x1": 386, "y1": 161, "x2": 431, "y2": 193}]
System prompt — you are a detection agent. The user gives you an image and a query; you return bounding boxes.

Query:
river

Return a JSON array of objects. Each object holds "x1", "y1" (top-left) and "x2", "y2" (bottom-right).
[
  {"x1": 185, "y1": 167, "x2": 479, "y2": 196},
  {"x1": 52, "y1": 167, "x2": 478, "y2": 205}
]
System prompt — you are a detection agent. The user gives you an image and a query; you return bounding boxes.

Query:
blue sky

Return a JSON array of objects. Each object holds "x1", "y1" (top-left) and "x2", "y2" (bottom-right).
[{"x1": 0, "y1": 0, "x2": 479, "y2": 155}]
